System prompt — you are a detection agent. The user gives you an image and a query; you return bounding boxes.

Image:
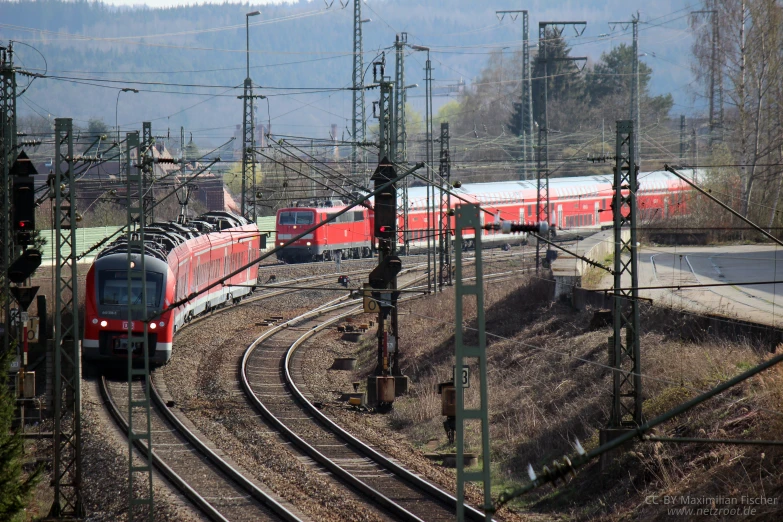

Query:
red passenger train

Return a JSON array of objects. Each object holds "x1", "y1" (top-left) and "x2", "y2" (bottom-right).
[
  {"x1": 275, "y1": 170, "x2": 692, "y2": 262},
  {"x1": 84, "y1": 211, "x2": 261, "y2": 365}
]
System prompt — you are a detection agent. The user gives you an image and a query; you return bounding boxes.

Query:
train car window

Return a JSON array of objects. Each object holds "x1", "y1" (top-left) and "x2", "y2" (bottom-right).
[
  {"x1": 295, "y1": 212, "x2": 314, "y2": 225},
  {"x1": 98, "y1": 270, "x2": 163, "y2": 307},
  {"x1": 527, "y1": 206, "x2": 532, "y2": 217}
]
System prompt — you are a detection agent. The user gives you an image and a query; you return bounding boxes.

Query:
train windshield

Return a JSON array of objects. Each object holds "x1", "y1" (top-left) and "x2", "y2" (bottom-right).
[
  {"x1": 279, "y1": 211, "x2": 314, "y2": 225},
  {"x1": 98, "y1": 270, "x2": 164, "y2": 308}
]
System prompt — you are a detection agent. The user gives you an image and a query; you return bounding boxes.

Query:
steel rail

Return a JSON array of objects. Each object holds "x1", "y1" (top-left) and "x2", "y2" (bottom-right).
[
  {"x1": 148, "y1": 379, "x2": 301, "y2": 521},
  {"x1": 240, "y1": 294, "x2": 427, "y2": 522},
  {"x1": 99, "y1": 376, "x2": 231, "y2": 522},
  {"x1": 283, "y1": 306, "x2": 493, "y2": 522}
]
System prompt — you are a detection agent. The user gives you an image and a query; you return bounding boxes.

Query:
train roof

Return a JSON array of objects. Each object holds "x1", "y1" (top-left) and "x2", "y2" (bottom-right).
[
  {"x1": 406, "y1": 169, "x2": 699, "y2": 205},
  {"x1": 96, "y1": 210, "x2": 252, "y2": 262},
  {"x1": 277, "y1": 169, "x2": 701, "y2": 213}
]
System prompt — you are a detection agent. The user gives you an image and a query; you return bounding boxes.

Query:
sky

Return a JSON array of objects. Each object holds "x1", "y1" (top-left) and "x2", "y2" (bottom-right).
[
  {"x1": 97, "y1": 0, "x2": 293, "y2": 5},
  {"x1": 3, "y1": 0, "x2": 704, "y2": 144}
]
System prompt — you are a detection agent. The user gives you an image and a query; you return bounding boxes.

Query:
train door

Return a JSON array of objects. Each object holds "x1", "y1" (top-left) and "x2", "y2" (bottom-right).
[
  {"x1": 595, "y1": 202, "x2": 600, "y2": 225},
  {"x1": 664, "y1": 197, "x2": 669, "y2": 218},
  {"x1": 557, "y1": 205, "x2": 563, "y2": 229}
]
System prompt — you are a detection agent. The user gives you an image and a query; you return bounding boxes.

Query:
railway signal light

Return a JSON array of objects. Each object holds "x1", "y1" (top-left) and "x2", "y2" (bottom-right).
[
  {"x1": 8, "y1": 249, "x2": 42, "y2": 284},
  {"x1": 369, "y1": 255, "x2": 401, "y2": 289},
  {"x1": 371, "y1": 159, "x2": 397, "y2": 240},
  {"x1": 11, "y1": 151, "x2": 38, "y2": 246}
]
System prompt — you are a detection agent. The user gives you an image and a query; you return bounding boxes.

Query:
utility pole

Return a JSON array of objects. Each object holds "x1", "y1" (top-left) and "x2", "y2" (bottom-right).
[
  {"x1": 679, "y1": 115, "x2": 686, "y2": 162},
  {"x1": 535, "y1": 22, "x2": 587, "y2": 273},
  {"x1": 49, "y1": 118, "x2": 84, "y2": 519},
  {"x1": 610, "y1": 14, "x2": 641, "y2": 166},
  {"x1": 142, "y1": 122, "x2": 155, "y2": 224},
  {"x1": 368, "y1": 57, "x2": 407, "y2": 409},
  {"x1": 601, "y1": 120, "x2": 641, "y2": 465},
  {"x1": 1, "y1": 42, "x2": 17, "y2": 356},
  {"x1": 495, "y1": 10, "x2": 532, "y2": 180},
  {"x1": 352, "y1": 0, "x2": 368, "y2": 186},
  {"x1": 438, "y1": 122, "x2": 452, "y2": 289},
  {"x1": 394, "y1": 33, "x2": 409, "y2": 253},
  {"x1": 692, "y1": 8, "x2": 722, "y2": 146},
  {"x1": 125, "y1": 130, "x2": 154, "y2": 520},
  {"x1": 180, "y1": 126, "x2": 184, "y2": 164},
  {"x1": 240, "y1": 10, "x2": 261, "y2": 223}
]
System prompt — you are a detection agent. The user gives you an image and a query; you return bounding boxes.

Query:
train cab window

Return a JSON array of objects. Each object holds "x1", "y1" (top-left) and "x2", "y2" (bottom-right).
[
  {"x1": 98, "y1": 270, "x2": 163, "y2": 308},
  {"x1": 279, "y1": 211, "x2": 315, "y2": 225},
  {"x1": 354, "y1": 211, "x2": 364, "y2": 222}
]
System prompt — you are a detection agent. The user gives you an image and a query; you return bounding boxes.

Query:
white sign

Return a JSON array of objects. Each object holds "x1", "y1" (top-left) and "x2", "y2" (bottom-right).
[{"x1": 453, "y1": 365, "x2": 470, "y2": 388}]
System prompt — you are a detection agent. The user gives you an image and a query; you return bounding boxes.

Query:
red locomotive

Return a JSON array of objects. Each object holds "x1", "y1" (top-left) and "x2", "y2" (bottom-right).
[
  {"x1": 274, "y1": 200, "x2": 374, "y2": 262},
  {"x1": 275, "y1": 170, "x2": 691, "y2": 262},
  {"x1": 84, "y1": 211, "x2": 261, "y2": 365}
]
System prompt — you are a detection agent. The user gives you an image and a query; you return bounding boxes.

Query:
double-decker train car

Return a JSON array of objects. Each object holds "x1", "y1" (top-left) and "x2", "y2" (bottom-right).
[
  {"x1": 84, "y1": 211, "x2": 260, "y2": 365},
  {"x1": 275, "y1": 170, "x2": 693, "y2": 262}
]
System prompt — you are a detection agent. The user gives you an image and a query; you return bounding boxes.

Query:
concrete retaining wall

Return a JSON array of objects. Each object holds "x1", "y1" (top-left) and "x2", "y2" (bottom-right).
[{"x1": 550, "y1": 228, "x2": 629, "y2": 301}]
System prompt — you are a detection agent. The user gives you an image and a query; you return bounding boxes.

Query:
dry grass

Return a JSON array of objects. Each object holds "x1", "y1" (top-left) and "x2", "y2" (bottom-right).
[{"x1": 388, "y1": 275, "x2": 783, "y2": 520}]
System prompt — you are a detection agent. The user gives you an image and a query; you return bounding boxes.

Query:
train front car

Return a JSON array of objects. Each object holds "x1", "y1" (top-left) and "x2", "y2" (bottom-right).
[
  {"x1": 84, "y1": 211, "x2": 260, "y2": 366},
  {"x1": 84, "y1": 247, "x2": 174, "y2": 365},
  {"x1": 275, "y1": 206, "x2": 317, "y2": 262},
  {"x1": 275, "y1": 200, "x2": 372, "y2": 263}
]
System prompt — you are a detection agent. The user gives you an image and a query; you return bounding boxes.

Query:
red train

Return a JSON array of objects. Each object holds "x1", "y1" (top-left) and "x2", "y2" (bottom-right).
[
  {"x1": 84, "y1": 211, "x2": 261, "y2": 365},
  {"x1": 275, "y1": 170, "x2": 691, "y2": 262}
]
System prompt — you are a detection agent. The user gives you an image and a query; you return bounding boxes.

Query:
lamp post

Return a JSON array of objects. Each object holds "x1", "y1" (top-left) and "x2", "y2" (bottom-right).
[
  {"x1": 246, "y1": 10, "x2": 260, "y2": 79},
  {"x1": 116, "y1": 87, "x2": 138, "y2": 180},
  {"x1": 410, "y1": 44, "x2": 433, "y2": 292},
  {"x1": 241, "y1": 10, "x2": 260, "y2": 221}
]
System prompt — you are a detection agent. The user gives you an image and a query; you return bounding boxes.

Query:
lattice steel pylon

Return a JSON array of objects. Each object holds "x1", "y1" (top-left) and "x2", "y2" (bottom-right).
[
  {"x1": 454, "y1": 203, "x2": 491, "y2": 522},
  {"x1": 535, "y1": 21, "x2": 586, "y2": 272},
  {"x1": 49, "y1": 118, "x2": 84, "y2": 519},
  {"x1": 125, "y1": 130, "x2": 154, "y2": 519},
  {"x1": 1, "y1": 42, "x2": 17, "y2": 356},
  {"x1": 393, "y1": 33, "x2": 409, "y2": 252},
  {"x1": 376, "y1": 65, "x2": 393, "y2": 162},
  {"x1": 495, "y1": 10, "x2": 531, "y2": 181},
  {"x1": 438, "y1": 122, "x2": 451, "y2": 289},
  {"x1": 609, "y1": 120, "x2": 642, "y2": 428},
  {"x1": 240, "y1": 78, "x2": 257, "y2": 223},
  {"x1": 141, "y1": 122, "x2": 155, "y2": 224},
  {"x1": 535, "y1": 24, "x2": 552, "y2": 274},
  {"x1": 352, "y1": 0, "x2": 366, "y2": 184}
]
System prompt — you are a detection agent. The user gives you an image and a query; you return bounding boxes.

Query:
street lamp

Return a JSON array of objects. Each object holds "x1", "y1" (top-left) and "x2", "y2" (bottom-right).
[
  {"x1": 116, "y1": 87, "x2": 138, "y2": 180},
  {"x1": 246, "y1": 10, "x2": 261, "y2": 79},
  {"x1": 410, "y1": 44, "x2": 434, "y2": 291}
]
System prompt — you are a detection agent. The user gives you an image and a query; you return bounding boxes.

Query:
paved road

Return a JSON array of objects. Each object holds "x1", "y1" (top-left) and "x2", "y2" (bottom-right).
[{"x1": 634, "y1": 245, "x2": 783, "y2": 327}]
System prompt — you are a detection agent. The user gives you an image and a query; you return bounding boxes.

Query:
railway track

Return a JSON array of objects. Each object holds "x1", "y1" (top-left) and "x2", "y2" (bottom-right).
[
  {"x1": 98, "y1": 251, "x2": 526, "y2": 520},
  {"x1": 239, "y1": 274, "x2": 493, "y2": 521},
  {"x1": 96, "y1": 267, "x2": 382, "y2": 522},
  {"x1": 100, "y1": 375, "x2": 297, "y2": 521}
]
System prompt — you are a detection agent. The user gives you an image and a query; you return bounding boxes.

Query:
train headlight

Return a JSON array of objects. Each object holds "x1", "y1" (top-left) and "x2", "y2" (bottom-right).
[
  {"x1": 306, "y1": 242, "x2": 311, "y2": 246},
  {"x1": 149, "y1": 322, "x2": 157, "y2": 330},
  {"x1": 92, "y1": 318, "x2": 98, "y2": 325},
  {"x1": 100, "y1": 320, "x2": 108, "y2": 327}
]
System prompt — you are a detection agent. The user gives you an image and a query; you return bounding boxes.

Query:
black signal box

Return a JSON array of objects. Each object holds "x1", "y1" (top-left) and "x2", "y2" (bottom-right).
[{"x1": 371, "y1": 158, "x2": 397, "y2": 240}]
